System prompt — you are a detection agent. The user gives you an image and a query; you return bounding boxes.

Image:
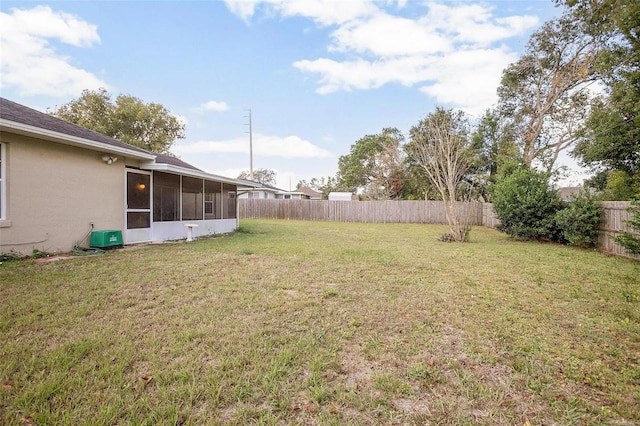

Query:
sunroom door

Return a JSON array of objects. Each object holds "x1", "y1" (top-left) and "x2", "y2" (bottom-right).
[{"x1": 125, "y1": 170, "x2": 152, "y2": 243}]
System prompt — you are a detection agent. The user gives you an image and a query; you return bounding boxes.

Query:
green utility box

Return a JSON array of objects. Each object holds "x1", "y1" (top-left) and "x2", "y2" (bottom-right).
[{"x1": 90, "y1": 230, "x2": 123, "y2": 248}]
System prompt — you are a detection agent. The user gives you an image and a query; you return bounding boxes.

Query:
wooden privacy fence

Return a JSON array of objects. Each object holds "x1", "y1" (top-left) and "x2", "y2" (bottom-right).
[
  {"x1": 239, "y1": 199, "x2": 485, "y2": 225},
  {"x1": 598, "y1": 201, "x2": 637, "y2": 258},
  {"x1": 239, "y1": 199, "x2": 638, "y2": 258}
]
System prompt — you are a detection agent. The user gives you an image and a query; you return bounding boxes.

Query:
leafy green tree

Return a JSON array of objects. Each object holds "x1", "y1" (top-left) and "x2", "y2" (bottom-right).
[
  {"x1": 238, "y1": 168, "x2": 277, "y2": 186},
  {"x1": 560, "y1": 0, "x2": 640, "y2": 199},
  {"x1": 398, "y1": 162, "x2": 440, "y2": 200},
  {"x1": 51, "y1": 88, "x2": 185, "y2": 153},
  {"x1": 406, "y1": 108, "x2": 477, "y2": 242},
  {"x1": 497, "y1": 16, "x2": 598, "y2": 169},
  {"x1": 337, "y1": 128, "x2": 407, "y2": 200},
  {"x1": 318, "y1": 176, "x2": 341, "y2": 200},
  {"x1": 49, "y1": 87, "x2": 113, "y2": 135},
  {"x1": 469, "y1": 109, "x2": 519, "y2": 201},
  {"x1": 492, "y1": 167, "x2": 564, "y2": 241},
  {"x1": 601, "y1": 171, "x2": 639, "y2": 201}
]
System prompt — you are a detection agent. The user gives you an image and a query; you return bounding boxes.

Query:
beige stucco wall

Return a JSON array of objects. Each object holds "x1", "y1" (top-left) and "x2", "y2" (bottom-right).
[{"x1": 0, "y1": 133, "x2": 126, "y2": 255}]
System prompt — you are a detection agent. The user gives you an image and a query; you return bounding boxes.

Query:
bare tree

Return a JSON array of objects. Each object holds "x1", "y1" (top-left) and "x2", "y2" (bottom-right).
[{"x1": 407, "y1": 108, "x2": 476, "y2": 242}]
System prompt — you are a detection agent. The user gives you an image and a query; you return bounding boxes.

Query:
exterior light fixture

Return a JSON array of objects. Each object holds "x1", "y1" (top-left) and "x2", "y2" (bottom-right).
[{"x1": 101, "y1": 155, "x2": 118, "y2": 165}]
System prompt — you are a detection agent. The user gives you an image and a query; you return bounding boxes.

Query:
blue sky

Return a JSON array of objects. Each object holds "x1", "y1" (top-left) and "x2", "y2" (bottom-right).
[{"x1": 1, "y1": 0, "x2": 583, "y2": 190}]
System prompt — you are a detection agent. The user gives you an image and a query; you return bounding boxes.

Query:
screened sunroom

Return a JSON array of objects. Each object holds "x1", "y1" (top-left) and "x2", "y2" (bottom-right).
[{"x1": 125, "y1": 156, "x2": 250, "y2": 244}]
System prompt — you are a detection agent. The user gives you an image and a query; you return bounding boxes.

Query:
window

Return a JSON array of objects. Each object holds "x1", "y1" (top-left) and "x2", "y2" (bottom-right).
[
  {"x1": 205, "y1": 180, "x2": 221, "y2": 219},
  {"x1": 127, "y1": 212, "x2": 150, "y2": 229},
  {"x1": 182, "y1": 176, "x2": 203, "y2": 220},
  {"x1": 126, "y1": 171, "x2": 150, "y2": 229},
  {"x1": 0, "y1": 142, "x2": 7, "y2": 220},
  {"x1": 0, "y1": 143, "x2": 5, "y2": 220},
  {"x1": 154, "y1": 173, "x2": 227, "y2": 222},
  {"x1": 154, "y1": 172, "x2": 180, "y2": 221},
  {"x1": 127, "y1": 172, "x2": 150, "y2": 210}
]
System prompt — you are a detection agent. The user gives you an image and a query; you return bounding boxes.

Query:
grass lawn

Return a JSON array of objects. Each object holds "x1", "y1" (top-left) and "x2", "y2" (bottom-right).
[{"x1": 1, "y1": 220, "x2": 639, "y2": 425}]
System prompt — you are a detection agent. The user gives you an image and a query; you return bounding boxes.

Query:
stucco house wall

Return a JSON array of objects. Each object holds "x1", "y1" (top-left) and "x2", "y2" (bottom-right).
[
  {"x1": 0, "y1": 133, "x2": 125, "y2": 254},
  {"x1": 0, "y1": 97, "x2": 255, "y2": 256}
]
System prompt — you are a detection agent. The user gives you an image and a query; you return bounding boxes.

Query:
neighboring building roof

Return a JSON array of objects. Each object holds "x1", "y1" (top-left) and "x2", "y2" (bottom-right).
[
  {"x1": 0, "y1": 97, "x2": 153, "y2": 159},
  {"x1": 558, "y1": 186, "x2": 584, "y2": 201},
  {"x1": 280, "y1": 191, "x2": 311, "y2": 199},
  {"x1": 297, "y1": 186, "x2": 322, "y2": 199}
]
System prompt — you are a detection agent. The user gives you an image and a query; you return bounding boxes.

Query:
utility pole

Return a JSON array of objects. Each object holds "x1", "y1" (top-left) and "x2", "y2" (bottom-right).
[{"x1": 244, "y1": 109, "x2": 253, "y2": 181}]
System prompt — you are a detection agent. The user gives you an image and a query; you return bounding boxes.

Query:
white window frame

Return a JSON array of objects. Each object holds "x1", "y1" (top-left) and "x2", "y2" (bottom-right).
[{"x1": 0, "y1": 142, "x2": 6, "y2": 221}]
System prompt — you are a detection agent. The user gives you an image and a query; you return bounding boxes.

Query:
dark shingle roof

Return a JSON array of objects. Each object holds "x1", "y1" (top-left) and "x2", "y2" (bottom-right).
[
  {"x1": 297, "y1": 186, "x2": 322, "y2": 198},
  {"x1": 0, "y1": 97, "x2": 151, "y2": 155}
]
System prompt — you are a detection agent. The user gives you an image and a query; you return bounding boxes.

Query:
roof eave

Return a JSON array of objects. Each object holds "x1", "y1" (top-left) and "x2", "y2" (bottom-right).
[
  {"x1": 140, "y1": 160, "x2": 259, "y2": 187},
  {"x1": 0, "y1": 118, "x2": 156, "y2": 160}
]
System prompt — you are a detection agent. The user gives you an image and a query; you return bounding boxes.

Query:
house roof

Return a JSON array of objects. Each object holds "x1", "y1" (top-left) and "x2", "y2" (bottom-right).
[
  {"x1": 297, "y1": 186, "x2": 322, "y2": 198},
  {"x1": 0, "y1": 97, "x2": 258, "y2": 188},
  {"x1": 0, "y1": 97, "x2": 154, "y2": 160},
  {"x1": 154, "y1": 153, "x2": 203, "y2": 171}
]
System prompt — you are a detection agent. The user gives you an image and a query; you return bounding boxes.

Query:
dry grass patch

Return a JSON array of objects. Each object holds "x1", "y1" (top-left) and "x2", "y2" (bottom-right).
[{"x1": 1, "y1": 220, "x2": 639, "y2": 425}]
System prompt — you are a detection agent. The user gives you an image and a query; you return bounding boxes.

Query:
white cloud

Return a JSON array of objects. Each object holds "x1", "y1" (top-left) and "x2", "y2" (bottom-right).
[
  {"x1": 329, "y1": 13, "x2": 451, "y2": 57},
  {"x1": 224, "y1": 0, "x2": 377, "y2": 26},
  {"x1": 395, "y1": 0, "x2": 408, "y2": 9},
  {"x1": 226, "y1": 0, "x2": 539, "y2": 116},
  {"x1": 174, "y1": 133, "x2": 333, "y2": 158},
  {"x1": 0, "y1": 5, "x2": 107, "y2": 97},
  {"x1": 294, "y1": 56, "x2": 434, "y2": 93},
  {"x1": 293, "y1": 49, "x2": 516, "y2": 114},
  {"x1": 223, "y1": 0, "x2": 261, "y2": 22},
  {"x1": 424, "y1": 3, "x2": 531, "y2": 46},
  {"x1": 418, "y1": 48, "x2": 518, "y2": 115},
  {"x1": 201, "y1": 100, "x2": 229, "y2": 111},
  {"x1": 210, "y1": 167, "x2": 247, "y2": 181}
]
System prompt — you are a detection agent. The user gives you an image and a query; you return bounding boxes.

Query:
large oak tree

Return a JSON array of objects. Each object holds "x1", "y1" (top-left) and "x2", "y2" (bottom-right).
[
  {"x1": 497, "y1": 16, "x2": 599, "y2": 169},
  {"x1": 50, "y1": 88, "x2": 185, "y2": 154},
  {"x1": 337, "y1": 127, "x2": 407, "y2": 200},
  {"x1": 560, "y1": 0, "x2": 640, "y2": 198}
]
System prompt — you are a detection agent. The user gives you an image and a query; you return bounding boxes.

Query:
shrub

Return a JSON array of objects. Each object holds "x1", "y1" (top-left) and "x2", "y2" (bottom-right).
[
  {"x1": 555, "y1": 193, "x2": 603, "y2": 248},
  {"x1": 438, "y1": 226, "x2": 471, "y2": 243},
  {"x1": 0, "y1": 250, "x2": 25, "y2": 262},
  {"x1": 492, "y1": 167, "x2": 564, "y2": 241},
  {"x1": 31, "y1": 249, "x2": 53, "y2": 259},
  {"x1": 615, "y1": 199, "x2": 640, "y2": 255}
]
